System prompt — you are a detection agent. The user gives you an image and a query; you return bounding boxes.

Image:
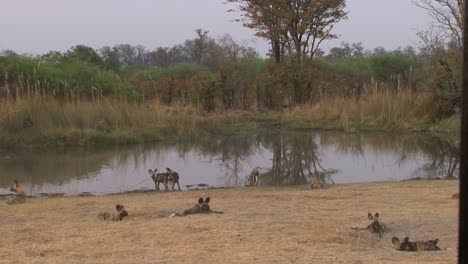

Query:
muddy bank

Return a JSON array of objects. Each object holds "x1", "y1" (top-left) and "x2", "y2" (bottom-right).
[{"x1": 0, "y1": 180, "x2": 458, "y2": 263}]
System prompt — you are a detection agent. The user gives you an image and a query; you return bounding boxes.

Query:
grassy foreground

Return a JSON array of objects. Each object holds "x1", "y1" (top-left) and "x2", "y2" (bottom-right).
[{"x1": 0, "y1": 180, "x2": 458, "y2": 263}]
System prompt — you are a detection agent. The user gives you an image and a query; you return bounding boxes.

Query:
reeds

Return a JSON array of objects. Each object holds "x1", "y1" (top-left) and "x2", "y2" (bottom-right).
[
  {"x1": 281, "y1": 83, "x2": 449, "y2": 131},
  {"x1": 0, "y1": 72, "x2": 458, "y2": 148}
]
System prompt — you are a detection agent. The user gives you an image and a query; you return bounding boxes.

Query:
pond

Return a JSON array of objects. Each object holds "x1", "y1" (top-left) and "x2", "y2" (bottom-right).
[{"x1": 0, "y1": 130, "x2": 459, "y2": 196}]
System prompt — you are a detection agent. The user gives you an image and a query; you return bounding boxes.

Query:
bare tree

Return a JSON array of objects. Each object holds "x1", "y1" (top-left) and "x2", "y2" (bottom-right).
[
  {"x1": 148, "y1": 47, "x2": 173, "y2": 68},
  {"x1": 413, "y1": 0, "x2": 463, "y2": 115},
  {"x1": 413, "y1": 0, "x2": 463, "y2": 48}
]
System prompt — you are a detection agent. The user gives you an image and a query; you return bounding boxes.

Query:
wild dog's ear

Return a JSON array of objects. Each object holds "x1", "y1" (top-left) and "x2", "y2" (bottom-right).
[
  {"x1": 392, "y1": 237, "x2": 400, "y2": 245},
  {"x1": 116, "y1": 204, "x2": 123, "y2": 211},
  {"x1": 431, "y1": 239, "x2": 439, "y2": 245},
  {"x1": 166, "y1": 168, "x2": 172, "y2": 172},
  {"x1": 148, "y1": 169, "x2": 153, "y2": 174},
  {"x1": 198, "y1": 197, "x2": 204, "y2": 204},
  {"x1": 374, "y1": 212, "x2": 379, "y2": 219},
  {"x1": 403, "y1": 237, "x2": 410, "y2": 243},
  {"x1": 205, "y1": 197, "x2": 210, "y2": 204},
  {"x1": 368, "y1": 212, "x2": 373, "y2": 220}
]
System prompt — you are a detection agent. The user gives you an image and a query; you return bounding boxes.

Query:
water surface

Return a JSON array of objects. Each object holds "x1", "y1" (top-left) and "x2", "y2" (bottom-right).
[{"x1": 0, "y1": 131, "x2": 459, "y2": 196}]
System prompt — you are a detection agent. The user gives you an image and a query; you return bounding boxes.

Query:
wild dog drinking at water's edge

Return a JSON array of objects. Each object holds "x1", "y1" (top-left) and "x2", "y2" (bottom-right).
[
  {"x1": 392, "y1": 236, "x2": 441, "y2": 251},
  {"x1": 170, "y1": 197, "x2": 223, "y2": 217},
  {"x1": 166, "y1": 168, "x2": 181, "y2": 191},
  {"x1": 248, "y1": 168, "x2": 259, "y2": 187},
  {"x1": 98, "y1": 204, "x2": 129, "y2": 221},
  {"x1": 6, "y1": 180, "x2": 26, "y2": 205},
  {"x1": 351, "y1": 212, "x2": 387, "y2": 238}
]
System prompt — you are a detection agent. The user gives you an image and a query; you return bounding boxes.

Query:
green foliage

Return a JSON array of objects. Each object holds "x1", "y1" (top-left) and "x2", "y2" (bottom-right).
[
  {"x1": 192, "y1": 70, "x2": 219, "y2": 111},
  {"x1": 65, "y1": 45, "x2": 105, "y2": 67},
  {"x1": 234, "y1": 57, "x2": 268, "y2": 81},
  {"x1": 315, "y1": 53, "x2": 426, "y2": 91},
  {"x1": 369, "y1": 53, "x2": 420, "y2": 81},
  {"x1": 123, "y1": 63, "x2": 203, "y2": 81},
  {"x1": 315, "y1": 57, "x2": 372, "y2": 76},
  {"x1": 0, "y1": 53, "x2": 134, "y2": 98}
]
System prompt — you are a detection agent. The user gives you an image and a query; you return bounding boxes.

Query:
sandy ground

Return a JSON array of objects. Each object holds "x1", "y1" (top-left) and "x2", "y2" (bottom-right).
[{"x1": 0, "y1": 180, "x2": 458, "y2": 264}]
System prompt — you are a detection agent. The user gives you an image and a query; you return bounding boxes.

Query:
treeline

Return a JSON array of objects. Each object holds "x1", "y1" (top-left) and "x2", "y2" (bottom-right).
[{"x1": 0, "y1": 30, "x2": 453, "y2": 114}]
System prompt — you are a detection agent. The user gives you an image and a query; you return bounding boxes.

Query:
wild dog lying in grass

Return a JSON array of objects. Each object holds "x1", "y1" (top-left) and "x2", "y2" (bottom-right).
[
  {"x1": 98, "y1": 204, "x2": 129, "y2": 221},
  {"x1": 148, "y1": 169, "x2": 169, "y2": 191},
  {"x1": 6, "y1": 180, "x2": 26, "y2": 205},
  {"x1": 351, "y1": 212, "x2": 387, "y2": 238},
  {"x1": 248, "y1": 168, "x2": 259, "y2": 187},
  {"x1": 170, "y1": 197, "x2": 223, "y2": 217},
  {"x1": 166, "y1": 168, "x2": 181, "y2": 191},
  {"x1": 392, "y1": 236, "x2": 441, "y2": 251}
]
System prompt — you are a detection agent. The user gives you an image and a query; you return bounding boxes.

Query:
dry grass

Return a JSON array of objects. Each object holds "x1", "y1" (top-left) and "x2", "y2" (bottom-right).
[
  {"x1": 0, "y1": 87, "x2": 460, "y2": 148},
  {"x1": 281, "y1": 90, "x2": 444, "y2": 131},
  {"x1": 0, "y1": 181, "x2": 458, "y2": 263}
]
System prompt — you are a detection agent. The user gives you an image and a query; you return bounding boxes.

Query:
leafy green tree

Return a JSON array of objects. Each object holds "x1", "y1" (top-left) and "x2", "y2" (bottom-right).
[
  {"x1": 227, "y1": 0, "x2": 347, "y2": 63},
  {"x1": 65, "y1": 45, "x2": 104, "y2": 67}
]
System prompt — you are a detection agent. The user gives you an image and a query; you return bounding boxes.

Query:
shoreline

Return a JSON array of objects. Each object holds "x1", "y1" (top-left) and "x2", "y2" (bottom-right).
[
  {"x1": 1, "y1": 178, "x2": 458, "y2": 199},
  {"x1": 0, "y1": 108, "x2": 460, "y2": 150}
]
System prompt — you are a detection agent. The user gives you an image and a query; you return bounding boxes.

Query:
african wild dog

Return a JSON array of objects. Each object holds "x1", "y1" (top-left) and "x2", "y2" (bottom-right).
[
  {"x1": 392, "y1": 236, "x2": 441, "y2": 251},
  {"x1": 351, "y1": 212, "x2": 387, "y2": 238},
  {"x1": 98, "y1": 204, "x2": 129, "y2": 221},
  {"x1": 166, "y1": 168, "x2": 181, "y2": 191},
  {"x1": 310, "y1": 174, "x2": 324, "y2": 189},
  {"x1": 6, "y1": 180, "x2": 26, "y2": 205},
  {"x1": 148, "y1": 169, "x2": 169, "y2": 191},
  {"x1": 248, "y1": 168, "x2": 259, "y2": 187},
  {"x1": 170, "y1": 197, "x2": 223, "y2": 217}
]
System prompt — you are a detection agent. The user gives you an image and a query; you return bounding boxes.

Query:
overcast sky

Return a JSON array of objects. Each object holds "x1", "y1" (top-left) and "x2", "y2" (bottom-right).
[{"x1": 0, "y1": 0, "x2": 433, "y2": 55}]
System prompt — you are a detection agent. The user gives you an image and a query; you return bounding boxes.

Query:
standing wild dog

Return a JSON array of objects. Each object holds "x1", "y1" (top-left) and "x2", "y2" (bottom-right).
[
  {"x1": 248, "y1": 168, "x2": 259, "y2": 187},
  {"x1": 6, "y1": 180, "x2": 26, "y2": 205},
  {"x1": 166, "y1": 168, "x2": 181, "y2": 191},
  {"x1": 392, "y1": 236, "x2": 441, "y2": 251},
  {"x1": 98, "y1": 204, "x2": 129, "y2": 221},
  {"x1": 351, "y1": 212, "x2": 387, "y2": 238},
  {"x1": 148, "y1": 169, "x2": 169, "y2": 191},
  {"x1": 170, "y1": 197, "x2": 223, "y2": 217}
]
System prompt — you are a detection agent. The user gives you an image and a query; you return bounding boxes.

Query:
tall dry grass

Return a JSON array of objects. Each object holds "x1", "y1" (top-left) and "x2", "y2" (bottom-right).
[
  {"x1": 0, "y1": 94, "x2": 238, "y2": 147},
  {"x1": 0, "y1": 79, "x2": 458, "y2": 148},
  {"x1": 281, "y1": 85, "x2": 446, "y2": 131}
]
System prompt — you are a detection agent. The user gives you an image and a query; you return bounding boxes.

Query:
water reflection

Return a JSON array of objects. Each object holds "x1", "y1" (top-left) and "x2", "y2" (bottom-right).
[{"x1": 0, "y1": 131, "x2": 459, "y2": 195}]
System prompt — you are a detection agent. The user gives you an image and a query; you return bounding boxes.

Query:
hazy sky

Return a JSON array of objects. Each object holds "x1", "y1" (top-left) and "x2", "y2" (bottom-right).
[{"x1": 0, "y1": 0, "x2": 432, "y2": 55}]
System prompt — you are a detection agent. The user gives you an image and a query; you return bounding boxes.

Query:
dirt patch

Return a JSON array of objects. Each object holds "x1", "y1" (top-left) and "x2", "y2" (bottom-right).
[{"x1": 0, "y1": 181, "x2": 458, "y2": 263}]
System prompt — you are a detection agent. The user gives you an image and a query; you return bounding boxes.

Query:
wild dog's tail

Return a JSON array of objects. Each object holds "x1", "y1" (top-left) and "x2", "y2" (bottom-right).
[
  {"x1": 169, "y1": 213, "x2": 184, "y2": 217},
  {"x1": 210, "y1": 210, "x2": 224, "y2": 214}
]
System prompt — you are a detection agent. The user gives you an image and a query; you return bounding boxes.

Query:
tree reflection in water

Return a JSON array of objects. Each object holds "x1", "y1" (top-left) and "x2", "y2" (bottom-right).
[
  {"x1": 0, "y1": 131, "x2": 459, "y2": 194},
  {"x1": 209, "y1": 132, "x2": 338, "y2": 187}
]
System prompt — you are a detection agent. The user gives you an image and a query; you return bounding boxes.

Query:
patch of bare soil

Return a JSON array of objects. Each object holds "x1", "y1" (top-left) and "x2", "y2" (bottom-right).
[{"x1": 0, "y1": 181, "x2": 458, "y2": 263}]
